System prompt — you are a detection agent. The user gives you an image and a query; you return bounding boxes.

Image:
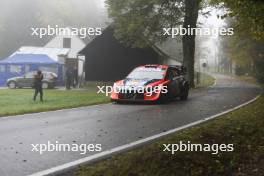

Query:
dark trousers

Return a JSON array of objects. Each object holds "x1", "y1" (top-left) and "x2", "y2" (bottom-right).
[
  {"x1": 66, "y1": 78, "x2": 73, "y2": 90},
  {"x1": 34, "y1": 85, "x2": 43, "y2": 101},
  {"x1": 73, "y1": 76, "x2": 78, "y2": 88}
]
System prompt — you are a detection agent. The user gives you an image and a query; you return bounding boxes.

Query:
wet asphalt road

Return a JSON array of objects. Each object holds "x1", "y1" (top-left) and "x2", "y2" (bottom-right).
[{"x1": 0, "y1": 74, "x2": 261, "y2": 176}]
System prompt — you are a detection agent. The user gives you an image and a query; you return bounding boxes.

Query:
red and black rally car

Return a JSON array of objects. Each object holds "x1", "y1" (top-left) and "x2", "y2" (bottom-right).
[{"x1": 111, "y1": 65, "x2": 189, "y2": 103}]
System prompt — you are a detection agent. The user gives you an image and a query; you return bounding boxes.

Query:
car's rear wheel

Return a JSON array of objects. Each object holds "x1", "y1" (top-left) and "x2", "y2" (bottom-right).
[
  {"x1": 180, "y1": 84, "x2": 189, "y2": 100},
  {"x1": 42, "y1": 82, "x2": 49, "y2": 89},
  {"x1": 8, "y1": 81, "x2": 16, "y2": 89}
]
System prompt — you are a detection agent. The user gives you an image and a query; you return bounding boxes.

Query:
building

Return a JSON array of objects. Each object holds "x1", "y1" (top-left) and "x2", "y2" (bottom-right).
[
  {"x1": 0, "y1": 28, "x2": 88, "y2": 86},
  {"x1": 44, "y1": 28, "x2": 86, "y2": 77},
  {"x1": 44, "y1": 29, "x2": 86, "y2": 58},
  {"x1": 79, "y1": 27, "x2": 181, "y2": 81}
]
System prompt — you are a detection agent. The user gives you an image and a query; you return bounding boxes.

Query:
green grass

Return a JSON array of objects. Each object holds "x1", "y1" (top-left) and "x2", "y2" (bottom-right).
[
  {"x1": 73, "y1": 95, "x2": 264, "y2": 176},
  {"x1": 195, "y1": 72, "x2": 216, "y2": 88},
  {"x1": 234, "y1": 75, "x2": 257, "y2": 85},
  {"x1": 0, "y1": 89, "x2": 110, "y2": 117},
  {"x1": 0, "y1": 76, "x2": 215, "y2": 118}
]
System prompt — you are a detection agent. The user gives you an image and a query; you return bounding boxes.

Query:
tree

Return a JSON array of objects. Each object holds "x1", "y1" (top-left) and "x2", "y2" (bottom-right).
[
  {"x1": 220, "y1": 30, "x2": 264, "y2": 81},
  {"x1": 182, "y1": 0, "x2": 201, "y2": 87},
  {"x1": 106, "y1": 0, "x2": 202, "y2": 87},
  {"x1": 211, "y1": 0, "x2": 264, "y2": 40},
  {"x1": 211, "y1": 0, "x2": 264, "y2": 82}
]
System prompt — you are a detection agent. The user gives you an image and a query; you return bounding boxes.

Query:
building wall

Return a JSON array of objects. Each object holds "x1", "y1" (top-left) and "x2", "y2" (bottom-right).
[
  {"x1": 80, "y1": 28, "x2": 162, "y2": 81},
  {"x1": 44, "y1": 31, "x2": 86, "y2": 78},
  {"x1": 84, "y1": 47, "x2": 161, "y2": 81},
  {"x1": 45, "y1": 33, "x2": 86, "y2": 58}
]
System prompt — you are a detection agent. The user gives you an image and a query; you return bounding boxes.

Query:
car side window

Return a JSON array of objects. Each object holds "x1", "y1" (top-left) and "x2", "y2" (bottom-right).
[
  {"x1": 25, "y1": 72, "x2": 34, "y2": 78},
  {"x1": 172, "y1": 69, "x2": 178, "y2": 77},
  {"x1": 166, "y1": 69, "x2": 174, "y2": 80}
]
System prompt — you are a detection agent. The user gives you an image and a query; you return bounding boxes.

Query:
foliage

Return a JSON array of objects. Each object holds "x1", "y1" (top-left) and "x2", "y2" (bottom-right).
[
  {"x1": 254, "y1": 58, "x2": 264, "y2": 83},
  {"x1": 213, "y1": 0, "x2": 264, "y2": 81},
  {"x1": 211, "y1": 0, "x2": 264, "y2": 40},
  {"x1": 220, "y1": 33, "x2": 264, "y2": 80},
  {"x1": 106, "y1": 0, "x2": 204, "y2": 87},
  {"x1": 106, "y1": 0, "x2": 185, "y2": 47}
]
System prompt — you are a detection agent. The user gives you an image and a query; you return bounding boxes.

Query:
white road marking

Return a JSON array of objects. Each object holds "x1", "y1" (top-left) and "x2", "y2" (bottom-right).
[{"x1": 29, "y1": 94, "x2": 261, "y2": 176}]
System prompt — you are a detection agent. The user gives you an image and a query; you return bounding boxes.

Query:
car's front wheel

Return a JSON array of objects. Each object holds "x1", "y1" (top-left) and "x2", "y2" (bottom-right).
[{"x1": 8, "y1": 81, "x2": 17, "y2": 89}]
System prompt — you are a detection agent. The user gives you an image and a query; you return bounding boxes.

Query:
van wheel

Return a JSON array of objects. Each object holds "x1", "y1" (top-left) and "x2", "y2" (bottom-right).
[
  {"x1": 8, "y1": 81, "x2": 16, "y2": 89},
  {"x1": 42, "y1": 82, "x2": 49, "y2": 89}
]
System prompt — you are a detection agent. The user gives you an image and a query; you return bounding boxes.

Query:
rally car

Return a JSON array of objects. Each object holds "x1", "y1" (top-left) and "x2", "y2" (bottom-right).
[{"x1": 110, "y1": 64, "x2": 189, "y2": 103}]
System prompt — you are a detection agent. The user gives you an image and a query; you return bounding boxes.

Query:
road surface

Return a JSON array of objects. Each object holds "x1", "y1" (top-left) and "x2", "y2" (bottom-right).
[{"x1": 0, "y1": 74, "x2": 261, "y2": 176}]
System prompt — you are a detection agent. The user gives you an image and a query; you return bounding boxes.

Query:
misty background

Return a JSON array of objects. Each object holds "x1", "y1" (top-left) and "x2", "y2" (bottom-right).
[
  {"x1": 0, "y1": 0, "x2": 108, "y2": 59},
  {"x1": 0, "y1": 0, "x2": 225, "y2": 71}
]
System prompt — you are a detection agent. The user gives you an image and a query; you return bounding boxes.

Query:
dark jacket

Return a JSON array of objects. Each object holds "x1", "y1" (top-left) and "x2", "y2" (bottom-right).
[
  {"x1": 34, "y1": 73, "x2": 43, "y2": 87},
  {"x1": 66, "y1": 68, "x2": 73, "y2": 79}
]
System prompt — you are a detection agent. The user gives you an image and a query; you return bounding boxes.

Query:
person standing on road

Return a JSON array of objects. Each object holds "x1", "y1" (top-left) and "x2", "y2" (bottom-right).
[{"x1": 33, "y1": 70, "x2": 44, "y2": 102}]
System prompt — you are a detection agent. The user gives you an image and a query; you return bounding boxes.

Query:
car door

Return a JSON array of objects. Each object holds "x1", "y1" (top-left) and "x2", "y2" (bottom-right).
[
  {"x1": 24, "y1": 72, "x2": 35, "y2": 87},
  {"x1": 15, "y1": 75, "x2": 27, "y2": 87},
  {"x1": 172, "y1": 68, "x2": 181, "y2": 96},
  {"x1": 166, "y1": 68, "x2": 177, "y2": 97}
]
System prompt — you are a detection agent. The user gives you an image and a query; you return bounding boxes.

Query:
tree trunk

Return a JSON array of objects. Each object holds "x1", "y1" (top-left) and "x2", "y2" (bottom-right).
[{"x1": 182, "y1": 0, "x2": 200, "y2": 88}]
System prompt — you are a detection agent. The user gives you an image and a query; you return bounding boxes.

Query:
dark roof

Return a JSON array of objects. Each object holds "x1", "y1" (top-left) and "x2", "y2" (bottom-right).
[
  {"x1": 79, "y1": 27, "x2": 165, "y2": 81},
  {"x1": 0, "y1": 54, "x2": 57, "y2": 64},
  {"x1": 79, "y1": 26, "x2": 167, "y2": 58}
]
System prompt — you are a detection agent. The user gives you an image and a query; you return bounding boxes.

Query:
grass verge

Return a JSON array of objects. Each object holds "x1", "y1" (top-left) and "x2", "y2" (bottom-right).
[
  {"x1": 0, "y1": 76, "x2": 215, "y2": 117},
  {"x1": 0, "y1": 89, "x2": 109, "y2": 117},
  {"x1": 73, "y1": 95, "x2": 264, "y2": 176},
  {"x1": 234, "y1": 75, "x2": 257, "y2": 85},
  {"x1": 195, "y1": 72, "x2": 216, "y2": 88}
]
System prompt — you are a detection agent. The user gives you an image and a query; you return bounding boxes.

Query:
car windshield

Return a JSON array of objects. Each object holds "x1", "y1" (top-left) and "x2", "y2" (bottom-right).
[
  {"x1": 127, "y1": 67, "x2": 165, "y2": 80},
  {"x1": 44, "y1": 72, "x2": 57, "y2": 79}
]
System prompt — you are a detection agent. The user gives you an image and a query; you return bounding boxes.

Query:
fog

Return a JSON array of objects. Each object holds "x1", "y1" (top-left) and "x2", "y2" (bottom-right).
[
  {"x1": 0, "y1": 0, "x2": 109, "y2": 58},
  {"x1": 0, "y1": 0, "x2": 226, "y2": 71},
  {"x1": 195, "y1": 8, "x2": 226, "y2": 71}
]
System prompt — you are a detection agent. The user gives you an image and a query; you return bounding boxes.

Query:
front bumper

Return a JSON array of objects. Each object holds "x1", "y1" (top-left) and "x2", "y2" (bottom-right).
[{"x1": 111, "y1": 91, "x2": 161, "y2": 102}]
